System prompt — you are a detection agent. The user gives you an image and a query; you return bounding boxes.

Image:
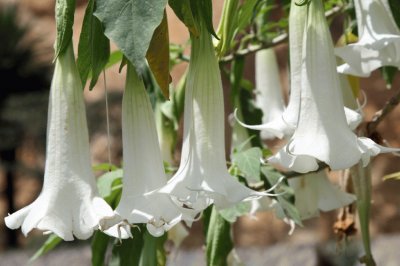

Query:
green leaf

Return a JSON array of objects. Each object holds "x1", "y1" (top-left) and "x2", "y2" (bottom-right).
[
  {"x1": 94, "y1": 0, "x2": 168, "y2": 76},
  {"x1": 93, "y1": 163, "x2": 118, "y2": 172},
  {"x1": 262, "y1": 166, "x2": 302, "y2": 226},
  {"x1": 55, "y1": 0, "x2": 75, "y2": 59},
  {"x1": 97, "y1": 169, "x2": 123, "y2": 198},
  {"x1": 139, "y1": 231, "x2": 167, "y2": 266},
  {"x1": 237, "y1": 0, "x2": 258, "y2": 32},
  {"x1": 106, "y1": 50, "x2": 124, "y2": 69},
  {"x1": 189, "y1": 0, "x2": 218, "y2": 38},
  {"x1": 146, "y1": 11, "x2": 171, "y2": 99},
  {"x1": 77, "y1": 0, "x2": 110, "y2": 89},
  {"x1": 206, "y1": 207, "x2": 233, "y2": 266},
  {"x1": 218, "y1": 201, "x2": 251, "y2": 223},
  {"x1": 168, "y1": 0, "x2": 198, "y2": 35},
  {"x1": 30, "y1": 234, "x2": 62, "y2": 261},
  {"x1": 109, "y1": 227, "x2": 144, "y2": 266},
  {"x1": 232, "y1": 147, "x2": 262, "y2": 181},
  {"x1": 216, "y1": 0, "x2": 239, "y2": 56},
  {"x1": 91, "y1": 231, "x2": 111, "y2": 266}
]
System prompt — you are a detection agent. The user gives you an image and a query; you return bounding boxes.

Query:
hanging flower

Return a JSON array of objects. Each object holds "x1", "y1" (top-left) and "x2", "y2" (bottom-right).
[
  {"x1": 268, "y1": 0, "x2": 398, "y2": 173},
  {"x1": 4, "y1": 44, "x2": 115, "y2": 241},
  {"x1": 158, "y1": 22, "x2": 269, "y2": 212},
  {"x1": 235, "y1": 1, "x2": 307, "y2": 139},
  {"x1": 235, "y1": 48, "x2": 290, "y2": 140},
  {"x1": 335, "y1": 0, "x2": 400, "y2": 77},
  {"x1": 236, "y1": 1, "x2": 362, "y2": 137},
  {"x1": 288, "y1": 171, "x2": 356, "y2": 220},
  {"x1": 103, "y1": 64, "x2": 197, "y2": 238}
]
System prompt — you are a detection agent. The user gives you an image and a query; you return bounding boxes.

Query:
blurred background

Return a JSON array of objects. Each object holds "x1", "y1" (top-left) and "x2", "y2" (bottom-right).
[{"x1": 1, "y1": 0, "x2": 400, "y2": 265}]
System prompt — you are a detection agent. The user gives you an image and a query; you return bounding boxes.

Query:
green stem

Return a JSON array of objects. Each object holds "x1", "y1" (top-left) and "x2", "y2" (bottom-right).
[{"x1": 350, "y1": 164, "x2": 376, "y2": 266}]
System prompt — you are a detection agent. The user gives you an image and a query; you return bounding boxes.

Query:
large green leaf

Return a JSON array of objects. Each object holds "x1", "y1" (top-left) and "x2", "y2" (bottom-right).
[
  {"x1": 205, "y1": 207, "x2": 233, "y2": 266},
  {"x1": 77, "y1": 0, "x2": 110, "y2": 89},
  {"x1": 94, "y1": 0, "x2": 167, "y2": 76},
  {"x1": 55, "y1": 0, "x2": 75, "y2": 59}
]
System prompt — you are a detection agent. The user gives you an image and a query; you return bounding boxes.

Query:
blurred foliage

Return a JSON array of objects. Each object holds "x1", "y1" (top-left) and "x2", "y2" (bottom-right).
[{"x1": 0, "y1": 5, "x2": 51, "y2": 103}]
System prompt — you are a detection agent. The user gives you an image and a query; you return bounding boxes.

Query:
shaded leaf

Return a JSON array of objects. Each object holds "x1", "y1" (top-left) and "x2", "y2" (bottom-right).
[
  {"x1": 77, "y1": 0, "x2": 110, "y2": 89},
  {"x1": 189, "y1": 0, "x2": 218, "y2": 38},
  {"x1": 55, "y1": 0, "x2": 75, "y2": 59},
  {"x1": 95, "y1": 0, "x2": 167, "y2": 76},
  {"x1": 146, "y1": 11, "x2": 171, "y2": 99},
  {"x1": 168, "y1": 0, "x2": 198, "y2": 35},
  {"x1": 30, "y1": 234, "x2": 62, "y2": 261}
]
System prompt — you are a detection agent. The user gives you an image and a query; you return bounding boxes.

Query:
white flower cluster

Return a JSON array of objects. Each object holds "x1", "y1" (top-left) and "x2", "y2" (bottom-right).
[
  {"x1": 236, "y1": 0, "x2": 400, "y2": 220},
  {"x1": 5, "y1": 0, "x2": 400, "y2": 240}
]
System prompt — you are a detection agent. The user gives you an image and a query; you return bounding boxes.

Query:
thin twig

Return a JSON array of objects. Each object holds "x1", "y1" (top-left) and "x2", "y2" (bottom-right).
[{"x1": 367, "y1": 89, "x2": 400, "y2": 136}]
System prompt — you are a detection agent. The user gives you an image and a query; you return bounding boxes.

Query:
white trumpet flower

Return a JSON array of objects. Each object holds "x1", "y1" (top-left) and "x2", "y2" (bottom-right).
[
  {"x1": 235, "y1": 49, "x2": 290, "y2": 140},
  {"x1": 4, "y1": 44, "x2": 115, "y2": 241},
  {"x1": 158, "y1": 23, "x2": 268, "y2": 212},
  {"x1": 288, "y1": 171, "x2": 356, "y2": 220},
  {"x1": 335, "y1": 0, "x2": 400, "y2": 77},
  {"x1": 235, "y1": 1, "x2": 306, "y2": 139},
  {"x1": 268, "y1": 0, "x2": 398, "y2": 173},
  {"x1": 103, "y1": 65, "x2": 196, "y2": 238}
]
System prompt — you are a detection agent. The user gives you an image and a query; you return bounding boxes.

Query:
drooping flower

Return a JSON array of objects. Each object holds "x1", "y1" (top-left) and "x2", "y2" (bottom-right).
[
  {"x1": 235, "y1": 48, "x2": 290, "y2": 140},
  {"x1": 268, "y1": 0, "x2": 398, "y2": 173},
  {"x1": 4, "y1": 44, "x2": 115, "y2": 241},
  {"x1": 335, "y1": 0, "x2": 400, "y2": 77},
  {"x1": 103, "y1": 64, "x2": 196, "y2": 238},
  {"x1": 235, "y1": 1, "x2": 361, "y2": 137},
  {"x1": 288, "y1": 171, "x2": 356, "y2": 220},
  {"x1": 158, "y1": 21, "x2": 268, "y2": 212},
  {"x1": 235, "y1": 1, "x2": 306, "y2": 139}
]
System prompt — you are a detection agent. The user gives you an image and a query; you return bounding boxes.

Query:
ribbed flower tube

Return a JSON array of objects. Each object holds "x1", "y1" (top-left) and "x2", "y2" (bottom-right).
[
  {"x1": 158, "y1": 22, "x2": 267, "y2": 212},
  {"x1": 4, "y1": 44, "x2": 115, "y2": 241},
  {"x1": 104, "y1": 64, "x2": 195, "y2": 238}
]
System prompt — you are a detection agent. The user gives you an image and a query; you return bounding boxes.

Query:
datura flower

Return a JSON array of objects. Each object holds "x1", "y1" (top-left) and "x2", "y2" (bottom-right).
[
  {"x1": 235, "y1": 48, "x2": 290, "y2": 140},
  {"x1": 288, "y1": 171, "x2": 356, "y2": 220},
  {"x1": 335, "y1": 0, "x2": 400, "y2": 77},
  {"x1": 235, "y1": 1, "x2": 306, "y2": 139},
  {"x1": 4, "y1": 44, "x2": 115, "y2": 241},
  {"x1": 236, "y1": 1, "x2": 360, "y2": 138},
  {"x1": 103, "y1": 64, "x2": 196, "y2": 238},
  {"x1": 268, "y1": 0, "x2": 397, "y2": 173},
  {"x1": 158, "y1": 23, "x2": 267, "y2": 212}
]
